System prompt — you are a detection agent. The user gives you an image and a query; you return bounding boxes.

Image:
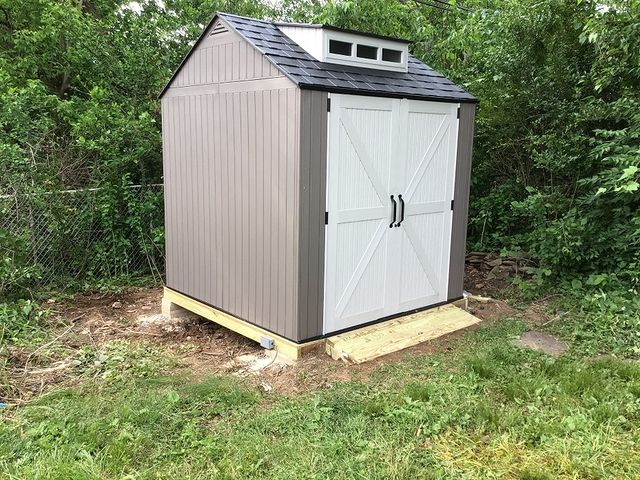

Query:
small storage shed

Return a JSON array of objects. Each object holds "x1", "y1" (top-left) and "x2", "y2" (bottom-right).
[{"x1": 160, "y1": 13, "x2": 477, "y2": 347}]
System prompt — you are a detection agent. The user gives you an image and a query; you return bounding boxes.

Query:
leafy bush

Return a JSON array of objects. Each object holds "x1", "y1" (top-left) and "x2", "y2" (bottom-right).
[{"x1": 0, "y1": 300, "x2": 48, "y2": 348}]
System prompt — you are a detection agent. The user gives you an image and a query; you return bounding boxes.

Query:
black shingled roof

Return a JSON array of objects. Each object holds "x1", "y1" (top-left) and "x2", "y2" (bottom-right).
[{"x1": 160, "y1": 13, "x2": 477, "y2": 103}]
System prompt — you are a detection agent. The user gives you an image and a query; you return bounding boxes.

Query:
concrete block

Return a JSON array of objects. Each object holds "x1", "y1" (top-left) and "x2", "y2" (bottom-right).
[{"x1": 161, "y1": 296, "x2": 194, "y2": 319}]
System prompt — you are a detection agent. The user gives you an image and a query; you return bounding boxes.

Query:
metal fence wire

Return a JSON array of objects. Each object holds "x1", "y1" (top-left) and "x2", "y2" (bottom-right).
[{"x1": 0, "y1": 184, "x2": 165, "y2": 287}]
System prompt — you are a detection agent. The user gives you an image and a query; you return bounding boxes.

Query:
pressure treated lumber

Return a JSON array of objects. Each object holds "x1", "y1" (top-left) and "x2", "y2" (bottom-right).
[
  {"x1": 325, "y1": 304, "x2": 481, "y2": 364},
  {"x1": 163, "y1": 288, "x2": 323, "y2": 360}
]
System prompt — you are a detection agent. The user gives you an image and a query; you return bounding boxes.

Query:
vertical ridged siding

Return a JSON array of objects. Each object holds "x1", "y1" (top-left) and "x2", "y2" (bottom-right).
[
  {"x1": 297, "y1": 90, "x2": 328, "y2": 341},
  {"x1": 171, "y1": 22, "x2": 281, "y2": 88},
  {"x1": 162, "y1": 18, "x2": 303, "y2": 340},
  {"x1": 448, "y1": 103, "x2": 476, "y2": 300}
]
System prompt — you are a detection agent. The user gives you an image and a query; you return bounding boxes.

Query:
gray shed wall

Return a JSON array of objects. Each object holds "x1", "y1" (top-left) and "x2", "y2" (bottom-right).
[
  {"x1": 447, "y1": 103, "x2": 476, "y2": 300},
  {"x1": 297, "y1": 90, "x2": 328, "y2": 341},
  {"x1": 162, "y1": 18, "x2": 305, "y2": 341}
]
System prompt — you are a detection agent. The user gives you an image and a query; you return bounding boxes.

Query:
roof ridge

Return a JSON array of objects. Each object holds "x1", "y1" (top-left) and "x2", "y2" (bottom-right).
[
  {"x1": 217, "y1": 12, "x2": 274, "y2": 24},
  {"x1": 274, "y1": 21, "x2": 323, "y2": 28}
]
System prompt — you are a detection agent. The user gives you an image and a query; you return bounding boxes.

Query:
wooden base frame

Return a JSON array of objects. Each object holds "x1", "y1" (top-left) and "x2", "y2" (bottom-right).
[
  {"x1": 162, "y1": 287, "x2": 478, "y2": 363},
  {"x1": 162, "y1": 288, "x2": 323, "y2": 360}
]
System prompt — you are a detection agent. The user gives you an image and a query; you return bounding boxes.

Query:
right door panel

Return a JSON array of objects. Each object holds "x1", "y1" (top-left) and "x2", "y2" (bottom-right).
[{"x1": 395, "y1": 100, "x2": 458, "y2": 312}]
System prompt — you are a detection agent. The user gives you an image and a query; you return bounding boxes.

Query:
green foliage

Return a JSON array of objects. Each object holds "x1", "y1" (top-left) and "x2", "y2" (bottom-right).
[
  {"x1": 0, "y1": 300, "x2": 48, "y2": 347},
  {"x1": 0, "y1": 228, "x2": 39, "y2": 298},
  {"x1": 460, "y1": 0, "x2": 640, "y2": 288}
]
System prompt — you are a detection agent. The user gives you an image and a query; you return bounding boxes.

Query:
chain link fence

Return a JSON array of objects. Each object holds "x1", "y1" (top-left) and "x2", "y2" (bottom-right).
[{"x1": 0, "y1": 184, "x2": 165, "y2": 289}]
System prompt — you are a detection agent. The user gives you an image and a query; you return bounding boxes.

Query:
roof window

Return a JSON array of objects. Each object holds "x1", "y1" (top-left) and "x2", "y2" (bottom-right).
[
  {"x1": 329, "y1": 39, "x2": 352, "y2": 56},
  {"x1": 356, "y1": 44, "x2": 378, "y2": 60},
  {"x1": 382, "y1": 48, "x2": 402, "y2": 63}
]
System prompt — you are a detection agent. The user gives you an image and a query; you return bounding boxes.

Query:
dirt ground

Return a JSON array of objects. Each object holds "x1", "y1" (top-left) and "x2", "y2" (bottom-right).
[{"x1": 5, "y1": 265, "x2": 553, "y2": 402}]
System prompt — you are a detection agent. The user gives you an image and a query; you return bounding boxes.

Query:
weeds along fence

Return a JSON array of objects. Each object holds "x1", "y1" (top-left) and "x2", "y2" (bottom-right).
[{"x1": 0, "y1": 184, "x2": 165, "y2": 290}]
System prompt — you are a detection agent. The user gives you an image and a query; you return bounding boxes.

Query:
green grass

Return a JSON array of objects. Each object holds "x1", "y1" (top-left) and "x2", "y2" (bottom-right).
[{"x1": 2, "y1": 319, "x2": 640, "y2": 479}]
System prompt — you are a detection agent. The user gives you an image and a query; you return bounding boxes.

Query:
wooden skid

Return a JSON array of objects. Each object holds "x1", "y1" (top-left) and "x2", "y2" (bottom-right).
[
  {"x1": 325, "y1": 304, "x2": 481, "y2": 364},
  {"x1": 163, "y1": 288, "x2": 323, "y2": 360}
]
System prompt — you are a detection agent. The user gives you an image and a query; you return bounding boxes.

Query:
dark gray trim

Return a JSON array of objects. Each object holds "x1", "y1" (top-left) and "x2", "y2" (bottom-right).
[
  {"x1": 297, "y1": 90, "x2": 328, "y2": 341},
  {"x1": 448, "y1": 103, "x2": 476, "y2": 300},
  {"x1": 298, "y1": 83, "x2": 474, "y2": 104}
]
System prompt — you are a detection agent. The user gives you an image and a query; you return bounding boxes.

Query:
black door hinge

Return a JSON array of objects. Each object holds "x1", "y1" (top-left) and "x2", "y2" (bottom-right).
[
  {"x1": 451, "y1": 199, "x2": 455, "y2": 210},
  {"x1": 456, "y1": 107, "x2": 460, "y2": 119},
  {"x1": 327, "y1": 98, "x2": 331, "y2": 112},
  {"x1": 325, "y1": 211, "x2": 329, "y2": 224}
]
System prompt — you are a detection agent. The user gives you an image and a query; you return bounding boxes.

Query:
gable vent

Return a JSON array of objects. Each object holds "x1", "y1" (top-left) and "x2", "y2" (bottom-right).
[{"x1": 209, "y1": 22, "x2": 228, "y2": 36}]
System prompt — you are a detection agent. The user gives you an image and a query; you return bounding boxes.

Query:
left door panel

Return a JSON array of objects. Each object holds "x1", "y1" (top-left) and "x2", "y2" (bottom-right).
[{"x1": 323, "y1": 95, "x2": 398, "y2": 334}]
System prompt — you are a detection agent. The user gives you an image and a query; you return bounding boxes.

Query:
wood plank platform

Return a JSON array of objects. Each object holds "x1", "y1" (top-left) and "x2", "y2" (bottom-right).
[{"x1": 325, "y1": 304, "x2": 481, "y2": 364}]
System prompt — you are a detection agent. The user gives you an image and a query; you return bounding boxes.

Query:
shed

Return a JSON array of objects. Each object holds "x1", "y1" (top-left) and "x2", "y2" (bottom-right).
[{"x1": 160, "y1": 12, "x2": 477, "y2": 351}]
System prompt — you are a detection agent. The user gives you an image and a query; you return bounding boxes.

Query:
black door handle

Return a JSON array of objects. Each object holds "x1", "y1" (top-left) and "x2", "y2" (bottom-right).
[
  {"x1": 389, "y1": 195, "x2": 397, "y2": 228},
  {"x1": 395, "y1": 194, "x2": 405, "y2": 227}
]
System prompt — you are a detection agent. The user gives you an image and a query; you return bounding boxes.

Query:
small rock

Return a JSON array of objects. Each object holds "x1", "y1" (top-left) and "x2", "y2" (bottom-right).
[
  {"x1": 514, "y1": 331, "x2": 568, "y2": 357},
  {"x1": 141, "y1": 305, "x2": 152, "y2": 311},
  {"x1": 111, "y1": 301, "x2": 122, "y2": 309},
  {"x1": 47, "y1": 298, "x2": 56, "y2": 304},
  {"x1": 137, "y1": 313, "x2": 170, "y2": 327},
  {"x1": 487, "y1": 258, "x2": 503, "y2": 267},
  {"x1": 260, "y1": 382, "x2": 273, "y2": 393}
]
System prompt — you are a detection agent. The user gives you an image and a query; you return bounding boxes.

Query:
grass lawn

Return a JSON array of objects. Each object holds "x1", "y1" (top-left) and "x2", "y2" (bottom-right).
[{"x1": 2, "y1": 318, "x2": 640, "y2": 479}]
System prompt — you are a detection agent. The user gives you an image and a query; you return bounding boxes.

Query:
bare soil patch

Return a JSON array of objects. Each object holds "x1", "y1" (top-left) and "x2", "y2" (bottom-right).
[
  {"x1": 5, "y1": 264, "x2": 554, "y2": 401},
  {"x1": 514, "y1": 331, "x2": 569, "y2": 357}
]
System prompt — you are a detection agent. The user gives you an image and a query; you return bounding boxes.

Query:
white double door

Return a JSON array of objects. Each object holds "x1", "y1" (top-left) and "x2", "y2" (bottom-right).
[{"x1": 323, "y1": 94, "x2": 459, "y2": 334}]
